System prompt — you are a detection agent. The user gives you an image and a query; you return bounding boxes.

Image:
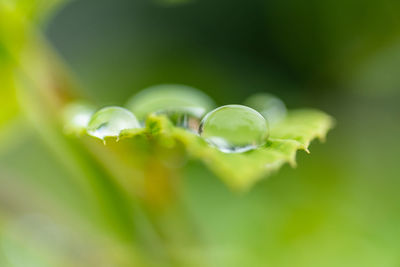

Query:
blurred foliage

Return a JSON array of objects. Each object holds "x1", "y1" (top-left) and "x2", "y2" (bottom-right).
[
  {"x1": 0, "y1": 0, "x2": 67, "y2": 22},
  {"x1": 43, "y1": 0, "x2": 400, "y2": 105},
  {"x1": 0, "y1": 0, "x2": 68, "y2": 150},
  {"x1": 0, "y1": 57, "x2": 18, "y2": 129}
]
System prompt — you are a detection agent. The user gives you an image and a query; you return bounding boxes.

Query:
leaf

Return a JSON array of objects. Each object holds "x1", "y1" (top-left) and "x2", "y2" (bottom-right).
[
  {"x1": 0, "y1": 66, "x2": 19, "y2": 129},
  {"x1": 119, "y1": 109, "x2": 334, "y2": 191},
  {"x1": 0, "y1": 46, "x2": 24, "y2": 155},
  {"x1": 0, "y1": 0, "x2": 68, "y2": 23},
  {"x1": 269, "y1": 109, "x2": 334, "y2": 152},
  {"x1": 0, "y1": 0, "x2": 68, "y2": 152}
]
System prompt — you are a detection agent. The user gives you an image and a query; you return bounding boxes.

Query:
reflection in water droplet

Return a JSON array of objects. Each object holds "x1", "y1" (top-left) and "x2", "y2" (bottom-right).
[
  {"x1": 154, "y1": 107, "x2": 205, "y2": 132},
  {"x1": 87, "y1": 106, "x2": 140, "y2": 141},
  {"x1": 199, "y1": 105, "x2": 269, "y2": 153},
  {"x1": 126, "y1": 84, "x2": 215, "y2": 130},
  {"x1": 62, "y1": 102, "x2": 96, "y2": 134},
  {"x1": 244, "y1": 93, "x2": 287, "y2": 126}
]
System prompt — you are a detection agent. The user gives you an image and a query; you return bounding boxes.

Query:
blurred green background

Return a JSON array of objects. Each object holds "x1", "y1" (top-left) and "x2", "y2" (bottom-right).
[{"x1": 1, "y1": 0, "x2": 400, "y2": 266}]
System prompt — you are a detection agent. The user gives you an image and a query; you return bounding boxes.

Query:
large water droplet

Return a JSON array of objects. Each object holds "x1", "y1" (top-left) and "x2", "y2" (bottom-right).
[
  {"x1": 87, "y1": 106, "x2": 140, "y2": 141},
  {"x1": 199, "y1": 105, "x2": 269, "y2": 153},
  {"x1": 126, "y1": 84, "x2": 215, "y2": 130},
  {"x1": 244, "y1": 93, "x2": 287, "y2": 126},
  {"x1": 62, "y1": 102, "x2": 96, "y2": 134}
]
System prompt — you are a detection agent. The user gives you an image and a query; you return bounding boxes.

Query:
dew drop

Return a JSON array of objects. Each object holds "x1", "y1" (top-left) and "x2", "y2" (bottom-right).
[
  {"x1": 126, "y1": 84, "x2": 215, "y2": 130},
  {"x1": 87, "y1": 106, "x2": 140, "y2": 141},
  {"x1": 62, "y1": 102, "x2": 96, "y2": 135},
  {"x1": 154, "y1": 107, "x2": 205, "y2": 132},
  {"x1": 199, "y1": 105, "x2": 269, "y2": 153},
  {"x1": 244, "y1": 93, "x2": 287, "y2": 126}
]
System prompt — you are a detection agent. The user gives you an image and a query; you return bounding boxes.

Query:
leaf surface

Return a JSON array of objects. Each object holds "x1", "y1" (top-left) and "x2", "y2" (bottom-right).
[{"x1": 119, "y1": 109, "x2": 334, "y2": 190}]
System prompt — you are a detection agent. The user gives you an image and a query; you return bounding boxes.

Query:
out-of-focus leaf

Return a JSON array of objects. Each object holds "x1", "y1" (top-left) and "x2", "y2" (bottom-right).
[
  {"x1": 0, "y1": 0, "x2": 68, "y2": 149},
  {"x1": 0, "y1": 45, "x2": 21, "y2": 151},
  {"x1": 0, "y1": 66, "x2": 18, "y2": 129},
  {"x1": 0, "y1": 0, "x2": 68, "y2": 23},
  {"x1": 0, "y1": 210, "x2": 146, "y2": 267},
  {"x1": 117, "y1": 109, "x2": 334, "y2": 190}
]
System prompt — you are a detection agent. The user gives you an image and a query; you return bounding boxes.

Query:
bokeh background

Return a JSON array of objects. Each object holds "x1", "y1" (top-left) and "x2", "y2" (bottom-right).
[{"x1": 1, "y1": 0, "x2": 400, "y2": 266}]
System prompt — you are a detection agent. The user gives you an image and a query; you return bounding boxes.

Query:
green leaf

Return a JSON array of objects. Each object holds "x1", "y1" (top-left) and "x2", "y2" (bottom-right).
[
  {"x1": 0, "y1": 0, "x2": 68, "y2": 152},
  {"x1": 269, "y1": 109, "x2": 334, "y2": 151},
  {"x1": 0, "y1": 68, "x2": 18, "y2": 129},
  {"x1": 119, "y1": 109, "x2": 334, "y2": 191},
  {"x1": 0, "y1": 48, "x2": 23, "y2": 154},
  {"x1": 0, "y1": 0, "x2": 68, "y2": 23}
]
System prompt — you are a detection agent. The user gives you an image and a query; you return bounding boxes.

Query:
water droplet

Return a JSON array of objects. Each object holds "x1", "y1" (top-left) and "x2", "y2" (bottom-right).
[
  {"x1": 199, "y1": 105, "x2": 269, "y2": 153},
  {"x1": 244, "y1": 93, "x2": 287, "y2": 126},
  {"x1": 154, "y1": 107, "x2": 205, "y2": 132},
  {"x1": 87, "y1": 106, "x2": 140, "y2": 141},
  {"x1": 126, "y1": 84, "x2": 216, "y2": 128},
  {"x1": 62, "y1": 102, "x2": 96, "y2": 134}
]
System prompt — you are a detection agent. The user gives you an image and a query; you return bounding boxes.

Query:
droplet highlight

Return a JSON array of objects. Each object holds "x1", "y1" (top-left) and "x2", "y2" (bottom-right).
[
  {"x1": 199, "y1": 105, "x2": 269, "y2": 153},
  {"x1": 87, "y1": 106, "x2": 140, "y2": 141},
  {"x1": 126, "y1": 84, "x2": 216, "y2": 129},
  {"x1": 62, "y1": 102, "x2": 96, "y2": 135},
  {"x1": 244, "y1": 93, "x2": 287, "y2": 126}
]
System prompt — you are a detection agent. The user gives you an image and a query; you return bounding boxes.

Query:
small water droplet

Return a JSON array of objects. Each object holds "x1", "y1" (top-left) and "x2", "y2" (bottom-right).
[
  {"x1": 244, "y1": 93, "x2": 287, "y2": 126},
  {"x1": 87, "y1": 106, "x2": 140, "y2": 141},
  {"x1": 62, "y1": 102, "x2": 96, "y2": 134},
  {"x1": 126, "y1": 84, "x2": 215, "y2": 129},
  {"x1": 199, "y1": 105, "x2": 269, "y2": 153}
]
